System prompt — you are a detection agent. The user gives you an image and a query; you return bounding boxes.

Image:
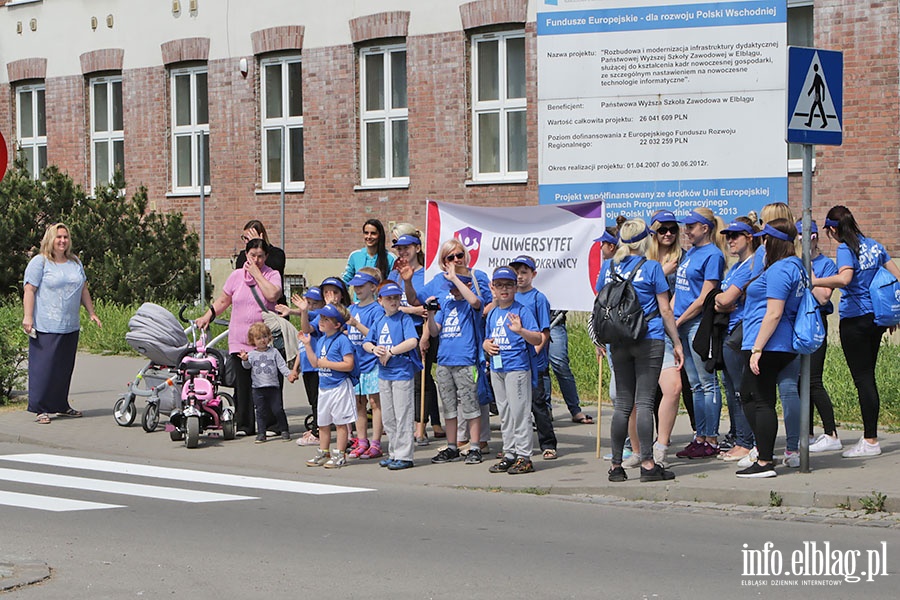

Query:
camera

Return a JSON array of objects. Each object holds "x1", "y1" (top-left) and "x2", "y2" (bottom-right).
[{"x1": 424, "y1": 298, "x2": 441, "y2": 311}]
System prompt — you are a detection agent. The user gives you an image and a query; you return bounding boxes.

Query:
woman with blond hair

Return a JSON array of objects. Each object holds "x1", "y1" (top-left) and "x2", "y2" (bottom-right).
[
  {"x1": 23, "y1": 223, "x2": 102, "y2": 424},
  {"x1": 672, "y1": 207, "x2": 726, "y2": 459}
]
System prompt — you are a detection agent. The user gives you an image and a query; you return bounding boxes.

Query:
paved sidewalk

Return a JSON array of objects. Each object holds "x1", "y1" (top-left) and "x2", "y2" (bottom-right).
[{"x1": 2, "y1": 353, "x2": 899, "y2": 517}]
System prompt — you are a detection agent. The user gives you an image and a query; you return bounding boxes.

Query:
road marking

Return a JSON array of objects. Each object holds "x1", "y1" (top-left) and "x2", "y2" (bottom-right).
[
  {"x1": 0, "y1": 454, "x2": 373, "y2": 495},
  {"x1": 0, "y1": 467, "x2": 257, "y2": 503},
  {"x1": 0, "y1": 490, "x2": 124, "y2": 512}
]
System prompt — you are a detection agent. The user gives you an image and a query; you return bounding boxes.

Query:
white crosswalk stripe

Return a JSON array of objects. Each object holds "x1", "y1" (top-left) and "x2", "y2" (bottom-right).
[{"x1": 0, "y1": 453, "x2": 373, "y2": 513}]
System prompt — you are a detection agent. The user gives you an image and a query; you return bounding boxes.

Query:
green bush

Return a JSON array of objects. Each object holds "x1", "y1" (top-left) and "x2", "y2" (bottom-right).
[
  {"x1": 0, "y1": 161, "x2": 203, "y2": 304},
  {"x1": 0, "y1": 300, "x2": 28, "y2": 404}
]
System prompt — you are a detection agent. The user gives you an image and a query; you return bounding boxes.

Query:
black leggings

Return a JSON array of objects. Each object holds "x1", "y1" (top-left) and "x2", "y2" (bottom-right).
[
  {"x1": 740, "y1": 350, "x2": 797, "y2": 463},
  {"x1": 809, "y1": 328, "x2": 837, "y2": 436},
  {"x1": 414, "y1": 326, "x2": 441, "y2": 428},
  {"x1": 840, "y1": 314, "x2": 885, "y2": 438}
]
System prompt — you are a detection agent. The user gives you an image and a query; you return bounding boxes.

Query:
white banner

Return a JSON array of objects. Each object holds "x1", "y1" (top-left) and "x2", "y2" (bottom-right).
[{"x1": 424, "y1": 200, "x2": 605, "y2": 311}]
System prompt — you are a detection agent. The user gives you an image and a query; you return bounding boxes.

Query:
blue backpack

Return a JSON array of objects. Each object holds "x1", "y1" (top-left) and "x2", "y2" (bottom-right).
[
  {"x1": 793, "y1": 266, "x2": 826, "y2": 354},
  {"x1": 869, "y1": 266, "x2": 900, "y2": 327}
]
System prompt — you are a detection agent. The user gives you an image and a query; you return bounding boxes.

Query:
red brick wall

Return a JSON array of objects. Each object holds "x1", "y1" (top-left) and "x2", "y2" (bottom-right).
[
  {"x1": 45, "y1": 75, "x2": 87, "y2": 183},
  {"x1": 122, "y1": 66, "x2": 169, "y2": 210}
]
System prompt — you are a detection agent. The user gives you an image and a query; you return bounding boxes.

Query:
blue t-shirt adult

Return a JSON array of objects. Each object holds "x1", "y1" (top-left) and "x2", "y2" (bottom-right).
[
  {"x1": 720, "y1": 256, "x2": 755, "y2": 333},
  {"x1": 485, "y1": 301, "x2": 540, "y2": 372},
  {"x1": 365, "y1": 311, "x2": 419, "y2": 380},
  {"x1": 811, "y1": 253, "x2": 838, "y2": 315},
  {"x1": 419, "y1": 270, "x2": 492, "y2": 311},
  {"x1": 750, "y1": 244, "x2": 766, "y2": 277},
  {"x1": 348, "y1": 301, "x2": 385, "y2": 373},
  {"x1": 388, "y1": 267, "x2": 425, "y2": 326},
  {"x1": 836, "y1": 236, "x2": 891, "y2": 319},
  {"x1": 315, "y1": 331, "x2": 355, "y2": 390},
  {"x1": 435, "y1": 297, "x2": 479, "y2": 366},
  {"x1": 597, "y1": 255, "x2": 669, "y2": 341},
  {"x1": 741, "y1": 256, "x2": 804, "y2": 353},
  {"x1": 23, "y1": 255, "x2": 87, "y2": 334},
  {"x1": 673, "y1": 243, "x2": 725, "y2": 319},
  {"x1": 515, "y1": 287, "x2": 551, "y2": 371},
  {"x1": 342, "y1": 248, "x2": 395, "y2": 283}
]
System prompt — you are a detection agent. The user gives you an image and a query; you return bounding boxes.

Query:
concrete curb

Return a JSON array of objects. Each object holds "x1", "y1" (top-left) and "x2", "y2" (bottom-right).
[{"x1": 0, "y1": 560, "x2": 51, "y2": 592}]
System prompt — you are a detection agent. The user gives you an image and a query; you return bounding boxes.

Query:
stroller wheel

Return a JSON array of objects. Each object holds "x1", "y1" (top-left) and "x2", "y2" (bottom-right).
[
  {"x1": 113, "y1": 395, "x2": 136, "y2": 427},
  {"x1": 142, "y1": 403, "x2": 160, "y2": 432}
]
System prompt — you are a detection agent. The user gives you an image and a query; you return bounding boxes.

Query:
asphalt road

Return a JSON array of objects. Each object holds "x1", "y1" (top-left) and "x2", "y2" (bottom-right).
[{"x1": 2, "y1": 442, "x2": 899, "y2": 599}]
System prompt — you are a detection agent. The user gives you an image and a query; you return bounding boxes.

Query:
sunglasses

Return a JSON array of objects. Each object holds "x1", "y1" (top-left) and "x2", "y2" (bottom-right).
[
  {"x1": 655, "y1": 226, "x2": 678, "y2": 235},
  {"x1": 444, "y1": 252, "x2": 466, "y2": 262},
  {"x1": 723, "y1": 232, "x2": 747, "y2": 240}
]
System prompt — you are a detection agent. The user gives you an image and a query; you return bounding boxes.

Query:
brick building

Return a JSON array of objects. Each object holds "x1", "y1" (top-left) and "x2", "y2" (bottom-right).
[{"x1": 0, "y1": 0, "x2": 896, "y2": 290}]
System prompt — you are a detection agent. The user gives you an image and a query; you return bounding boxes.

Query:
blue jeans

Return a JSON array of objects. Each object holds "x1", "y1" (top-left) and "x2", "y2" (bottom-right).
[
  {"x1": 777, "y1": 355, "x2": 801, "y2": 452},
  {"x1": 549, "y1": 322, "x2": 583, "y2": 416},
  {"x1": 678, "y1": 317, "x2": 721, "y2": 438},
  {"x1": 722, "y1": 343, "x2": 755, "y2": 449}
]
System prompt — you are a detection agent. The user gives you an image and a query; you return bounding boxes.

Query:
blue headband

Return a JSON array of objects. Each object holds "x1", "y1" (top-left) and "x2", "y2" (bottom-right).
[
  {"x1": 823, "y1": 218, "x2": 839, "y2": 228},
  {"x1": 594, "y1": 231, "x2": 618, "y2": 245},
  {"x1": 684, "y1": 210, "x2": 715, "y2": 228},
  {"x1": 753, "y1": 223, "x2": 794, "y2": 242},
  {"x1": 620, "y1": 227, "x2": 650, "y2": 244}
]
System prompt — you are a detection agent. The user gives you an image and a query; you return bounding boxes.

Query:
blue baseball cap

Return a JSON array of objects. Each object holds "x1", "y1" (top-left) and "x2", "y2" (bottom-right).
[
  {"x1": 492, "y1": 266, "x2": 517, "y2": 283},
  {"x1": 721, "y1": 221, "x2": 754, "y2": 235},
  {"x1": 318, "y1": 303, "x2": 347, "y2": 324},
  {"x1": 348, "y1": 272, "x2": 379, "y2": 287},
  {"x1": 304, "y1": 286, "x2": 323, "y2": 302},
  {"x1": 651, "y1": 210, "x2": 680, "y2": 225},
  {"x1": 795, "y1": 220, "x2": 818, "y2": 235},
  {"x1": 378, "y1": 282, "x2": 404, "y2": 297},
  {"x1": 593, "y1": 231, "x2": 618, "y2": 245},
  {"x1": 753, "y1": 223, "x2": 794, "y2": 242},
  {"x1": 392, "y1": 234, "x2": 421, "y2": 247},
  {"x1": 320, "y1": 277, "x2": 347, "y2": 292},
  {"x1": 509, "y1": 255, "x2": 536, "y2": 271},
  {"x1": 682, "y1": 210, "x2": 715, "y2": 228}
]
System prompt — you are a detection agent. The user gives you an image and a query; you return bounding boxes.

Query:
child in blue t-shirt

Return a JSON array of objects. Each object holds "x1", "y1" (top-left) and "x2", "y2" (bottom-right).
[
  {"x1": 346, "y1": 267, "x2": 386, "y2": 459},
  {"x1": 483, "y1": 266, "x2": 543, "y2": 475},
  {"x1": 425, "y1": 268, "x2": 484, "y2": 465},
  {"x1": 285, "y1": 286, "x2": 325, "y2": 446},
  {"x1": 363, "y1": 282, "x2": 421, "y2": 470},
  {"x1": 299, "y1": 303, "x2": 357, "y2": 469}
]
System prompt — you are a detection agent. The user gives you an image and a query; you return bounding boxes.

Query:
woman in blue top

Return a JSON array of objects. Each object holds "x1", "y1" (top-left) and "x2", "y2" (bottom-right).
[
  {"x1": 342, "y1": 219, "x2": 395, "y2": 283},
  {"x1": 714, "y1": 218, "x2": 759, "y2": 462},
  {"x1": 672, "y1": 207, "x2": 726, "y2": 459},
  {"x1": 598, "y1": 219, "x2": 682, "y2": 483},
  {"x1": 814, "y1": 205, "x2": 900, "y2": 458},
  {"x1": 798, "y1": 220, "x2": 842, "y2": 453},
  {"x1": 737, "y1": 219, "x2": 805, "y2": 478},
  {"x1": 23, "y1": 223, "x2": 102, "y2": 424}
]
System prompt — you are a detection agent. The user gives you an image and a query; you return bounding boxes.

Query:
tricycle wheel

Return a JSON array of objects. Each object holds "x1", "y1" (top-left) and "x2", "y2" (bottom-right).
[{"x1": 185, "y1": 416, "x2": 200, "y2": 448}]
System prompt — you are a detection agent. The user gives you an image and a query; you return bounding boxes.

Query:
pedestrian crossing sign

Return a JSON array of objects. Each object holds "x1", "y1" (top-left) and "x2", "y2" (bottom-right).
[{"x1": 787, "y1": 46, "x2": 843, "y2": 145}]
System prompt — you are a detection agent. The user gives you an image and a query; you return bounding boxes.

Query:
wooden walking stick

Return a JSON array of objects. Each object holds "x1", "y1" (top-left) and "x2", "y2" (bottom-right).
[{"x1": 595, "y1": 352, "x2": 603, "y2": 459}]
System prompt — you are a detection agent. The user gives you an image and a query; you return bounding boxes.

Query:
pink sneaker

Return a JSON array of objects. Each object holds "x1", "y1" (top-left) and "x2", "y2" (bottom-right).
[
  {"x1": 348, "y1": 439, "x2": 370, "y2": 459},
  {"x1": 360, "y1": 442, "x2": 383, "y2": 459}
]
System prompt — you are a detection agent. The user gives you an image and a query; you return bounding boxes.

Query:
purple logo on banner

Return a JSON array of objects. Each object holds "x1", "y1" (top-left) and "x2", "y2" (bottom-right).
[{"x1": 454, "y1": 227, "x2": 482, "y2": 266}]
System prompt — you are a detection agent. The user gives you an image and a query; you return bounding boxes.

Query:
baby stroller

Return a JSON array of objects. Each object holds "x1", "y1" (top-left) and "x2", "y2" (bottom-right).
[
  {"x1": 165, "y1": 306, "x2": 235, "y2": 448},
  {"x1": 113, "y1": 303, "x2": 231, "y2": 437}
]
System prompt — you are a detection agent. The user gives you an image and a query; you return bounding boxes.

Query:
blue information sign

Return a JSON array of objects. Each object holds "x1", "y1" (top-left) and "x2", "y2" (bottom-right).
[{"x1": 786, "y1": 46, "x2": 843, "y2": 146}]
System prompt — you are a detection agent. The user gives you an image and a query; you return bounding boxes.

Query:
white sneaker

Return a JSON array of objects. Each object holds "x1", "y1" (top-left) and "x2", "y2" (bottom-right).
[
  {"x1": 809, "y1": 434, "x2": 843, "y2": 453},
  {"x1": 622, "y1": 453, "x2": 642, "y2": 469},
  {"x1": 737, "y1": 447, "x2": 758, "y2": 468},
  {"x1": 842, "y1": 437, "x2": 881, "y2": 458},
  {"x1": 324, "y1": 451, "x2": 346, "y2": 469},
  {"x1": 782, "y1": 450, "x2": 800, "y2": 468},
  {"x1": 306, "y1": 449, "x2": 330, "y2": 467}
]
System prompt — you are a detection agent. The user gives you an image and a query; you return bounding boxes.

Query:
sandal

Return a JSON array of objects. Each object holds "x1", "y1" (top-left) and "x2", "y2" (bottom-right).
[
  {"x1": 57, "y1": 408, "x2": 83, "y2": 418},
  {"x1": 542, "y1": 448, "x2": 559, "y2": 460},
  {"x1": 35, "y1": 413, "x2": 51, "y2": 424},
  {"x1": 572, "y1": 413, "x2": 594, "y2": 424}
]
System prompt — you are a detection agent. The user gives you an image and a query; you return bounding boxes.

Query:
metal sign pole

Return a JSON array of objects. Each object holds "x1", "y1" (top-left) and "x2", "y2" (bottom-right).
[
  {"x1": 199, "y1": 131, "x2": 206, "y2": 303},
  {"x1": 799, "y1": 142, "x2": 813, "y2": 473},
  {"x1": 280, "y1": 125, "x2": 286, "y2": 250}
]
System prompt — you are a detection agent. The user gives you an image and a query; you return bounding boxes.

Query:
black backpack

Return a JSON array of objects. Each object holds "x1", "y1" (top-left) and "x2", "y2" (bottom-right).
[{"x1": 591, "y1": 257, "x2": 656, "y2": 345}]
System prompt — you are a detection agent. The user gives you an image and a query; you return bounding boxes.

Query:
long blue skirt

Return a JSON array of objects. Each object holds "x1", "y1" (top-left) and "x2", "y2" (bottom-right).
[{"x1": 28, "y1": 330, "x2": 79, "y2": 415}]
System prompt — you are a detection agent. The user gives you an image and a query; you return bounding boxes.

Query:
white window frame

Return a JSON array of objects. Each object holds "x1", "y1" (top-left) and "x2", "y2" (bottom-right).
[
  {"x1": 16, "y1": 83, "x2": 47, "y2": 181},
  {"x1": 471, "y1": 30, "x2": 527, "y2": 183},
  {"x1": 788, "y1": 0, "x2": 814, "y2": 173},
  {"x1": 359, "y1": 44, "x2": 409, "y2": 188},
  {"x1": 260, "y1": 55, "x2": 305, "y2": 191},
  {"x1": 170, "y1": 66, "x2": 210, "y2": 193},
  {"x1": 89, "y1": 76, "x2": 125, "y2": 190}
]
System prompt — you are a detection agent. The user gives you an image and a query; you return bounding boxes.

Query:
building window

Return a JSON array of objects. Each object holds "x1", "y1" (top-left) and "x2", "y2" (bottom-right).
[
  {"x1": 170, "y1": 66, "x2": 209, "y2": 192},
  {"x1": 471, "y1": 30, "x2": 526, "y2": 182},
  {"x1": 261, "y1": 56, "x2": 304, "y2": 190},
  {"x1": 788, "y1": 0, "x2": 813, "y2": 169},
  {"x1": 16, "y1": 83, "x2": 47, "y2": 180},
  {"x1": 360, "y1": 44, "x2": 408, "y2": 187},
  {"x1": 90, "y1": 77, "x2": 124, "y2": 189}
]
